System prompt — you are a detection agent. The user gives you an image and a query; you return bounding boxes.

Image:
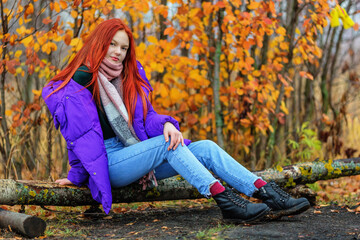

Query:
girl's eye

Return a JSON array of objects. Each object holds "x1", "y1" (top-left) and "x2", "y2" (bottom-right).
[{"x1": 110, "y1": 42, "x2": 115, "y2": 46}]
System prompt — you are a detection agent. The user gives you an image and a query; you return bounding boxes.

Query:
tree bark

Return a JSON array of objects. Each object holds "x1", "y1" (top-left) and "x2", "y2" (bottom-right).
[
  {"x1": 213, "y1": 9, "x2": 225, "y2": 148},
  {"x1": 0, "y1": 158, "x2": 359, "y2": 207},
  {"x1": 0, "y1": 208, "x2": 46, "y2": 238}
]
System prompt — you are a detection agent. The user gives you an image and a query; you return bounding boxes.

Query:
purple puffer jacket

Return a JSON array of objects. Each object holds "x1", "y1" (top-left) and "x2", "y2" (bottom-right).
[{"x1": 42, "y1": 61, "x2": 191, "y2": 214}]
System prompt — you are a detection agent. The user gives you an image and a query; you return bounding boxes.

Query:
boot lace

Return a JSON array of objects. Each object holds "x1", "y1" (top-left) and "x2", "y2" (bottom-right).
[
  {"x1": 225, "y1": 190, "x2": 249, "y2": 208},
  {"x1": 270, "y1": 181, "x2": 290, "y2": 199}
]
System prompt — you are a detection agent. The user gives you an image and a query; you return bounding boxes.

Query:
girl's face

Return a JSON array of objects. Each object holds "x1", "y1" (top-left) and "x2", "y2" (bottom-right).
[{"x1": 105, "y1": 30, "x2": 129, "y2": 65}]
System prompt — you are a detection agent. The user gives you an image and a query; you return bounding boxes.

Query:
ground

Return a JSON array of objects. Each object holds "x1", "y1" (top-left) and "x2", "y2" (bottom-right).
[
  {"x1": 1, "y1": 201, "x2": 360, "y2": 239},
  {"x1": 1, "y1": 176, "x2": 360, "y2": 239}
]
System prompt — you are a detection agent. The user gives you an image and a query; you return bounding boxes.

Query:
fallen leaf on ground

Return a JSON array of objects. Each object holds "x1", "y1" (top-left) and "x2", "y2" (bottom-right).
[
  {"x1": 330, "y1": 209, "x2": 340, "y2": 213},
  {"x1": 346, "y1": 208, "x2": 355, "y2": 213},
  {"x1": 314, "y1": 210, "x2": 322, "y2": 214}
]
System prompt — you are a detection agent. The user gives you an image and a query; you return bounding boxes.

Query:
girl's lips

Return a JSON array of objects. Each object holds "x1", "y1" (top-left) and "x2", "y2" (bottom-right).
[{"x1": 111, "y1": 57, "x2": 119, "y2": 61}]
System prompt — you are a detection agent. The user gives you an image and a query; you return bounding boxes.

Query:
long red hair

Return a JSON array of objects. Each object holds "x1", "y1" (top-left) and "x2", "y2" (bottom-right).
[{"x1": 49, "y1": 19, "x2": 150, "y2": 124}]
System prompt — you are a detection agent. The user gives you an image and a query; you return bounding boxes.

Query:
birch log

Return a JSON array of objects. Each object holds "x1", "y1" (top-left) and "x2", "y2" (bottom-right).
[
  {"x1": 0, "y1": 158, "x2": 359, "y2": 207},
  {"x1": 0, "y1": 209, "x2": 46, "y2": 238}
]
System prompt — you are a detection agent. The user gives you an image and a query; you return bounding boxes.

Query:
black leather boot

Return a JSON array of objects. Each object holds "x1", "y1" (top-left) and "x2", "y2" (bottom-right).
[
  {"x1": 213, "y1": 188, "x2": 270, "y2": 223},
  {"x1": 253, "y1": 181, "x2": 310, "y2": 218}
]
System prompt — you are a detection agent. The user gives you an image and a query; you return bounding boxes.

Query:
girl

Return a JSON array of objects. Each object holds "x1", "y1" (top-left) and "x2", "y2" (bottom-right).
[{"x1": 42, "y1": 19, "x2": 310, "y2": 223}]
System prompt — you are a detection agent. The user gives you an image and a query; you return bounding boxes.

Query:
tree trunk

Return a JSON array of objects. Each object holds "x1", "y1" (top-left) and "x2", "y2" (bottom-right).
[
  {"x1": 0, "y1": 208, "x2": 46, "y2": 238},
  {"x1": 213, "y1": 9, "x2": 225, "y2": 148},
  {"x1": 0, "y1": 158, "x2": 359, "y2": 207}
]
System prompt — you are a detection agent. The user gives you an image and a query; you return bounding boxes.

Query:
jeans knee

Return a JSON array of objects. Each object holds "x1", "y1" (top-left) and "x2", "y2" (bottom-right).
[{"x1": 198, "y1": 139, "x2": 218, "y2": 149}]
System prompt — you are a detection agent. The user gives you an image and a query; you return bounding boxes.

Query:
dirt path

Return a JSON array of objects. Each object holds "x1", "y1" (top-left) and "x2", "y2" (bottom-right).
[
  {"x1": 1, "y1": 203, "x2": 359, "y2": 239},
  {"x1": 53, "y1": 204, "x2": 360, "y2": 239}
]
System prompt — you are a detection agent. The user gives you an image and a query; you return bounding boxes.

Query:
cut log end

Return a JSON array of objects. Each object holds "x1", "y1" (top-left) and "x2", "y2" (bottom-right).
[
  {"x1": 0, "y1": 209, "x2": 46, "y2": 238},
  {"x1": 23, "y1": 216, "x2": 46, "y2": 238}
]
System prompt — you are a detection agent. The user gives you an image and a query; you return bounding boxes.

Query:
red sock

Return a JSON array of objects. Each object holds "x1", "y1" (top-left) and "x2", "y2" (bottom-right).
[
  {"x1": 210, "y1": 182, "x2": 225, "y2": 196},
  {"x1": 254, "y1": 179, "x2": 267, "y2": 189}
]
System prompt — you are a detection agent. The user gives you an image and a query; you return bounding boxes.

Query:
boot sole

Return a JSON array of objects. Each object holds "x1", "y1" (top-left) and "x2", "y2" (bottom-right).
[
  {"x1": 222, "y1": 207, "x2": 271, "y2": 224},
  {"x1": 268, "y1": 201, "x2": 311, "y2": 219}
]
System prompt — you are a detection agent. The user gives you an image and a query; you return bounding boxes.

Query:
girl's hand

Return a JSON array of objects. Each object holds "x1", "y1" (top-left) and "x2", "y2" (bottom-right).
[
  {"x1": 55, "y1": 178, "x2": 73, "y2": 185},
  {"x1": 163, "y1": 122, "x2": 184, "y2": 151}
]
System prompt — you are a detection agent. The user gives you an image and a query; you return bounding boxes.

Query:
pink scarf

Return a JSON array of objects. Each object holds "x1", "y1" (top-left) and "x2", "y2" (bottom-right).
[
  {"x1": 99, "y1": 58, "x2": 123, "y2": 81},
  {"x1": 98, "y1": 58, "x2": 158, "y2": 190}
]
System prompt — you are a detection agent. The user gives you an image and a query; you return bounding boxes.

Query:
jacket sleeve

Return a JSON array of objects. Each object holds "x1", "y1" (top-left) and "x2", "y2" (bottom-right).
[
  {"x1": 67, "y1": 153, "x2": 89, "y2": 187},
  {"x1": 134, "y1": 61, "x2": 180, "y2": 138},
  {"x1": 133, "y1": 93, "x2": 180, "y2": 139}
]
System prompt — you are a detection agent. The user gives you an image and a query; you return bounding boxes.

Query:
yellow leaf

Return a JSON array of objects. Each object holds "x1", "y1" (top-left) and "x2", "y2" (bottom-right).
[
  {"x1": 71, "y1": 10, "x2": 78, "y2": 18},
  {"x1": 59, "y1": 0, "x2": 67, "y2": 9},
  {"x1": 276, "y1": 27, "x2": 286, "y2": 36},
  {"x1": 5, "y1": 110, "x2": 12, "y2": 116},
  {"x1": 293, "y1": 56, "x2": 302, "y2": 65},
  {"x1": 240, "y1": 118, "x2": 251, "y2": 127},
  {"x1": 170, "y1": 88, "x2": 181, "y2": 103},
  {"x1": 202, "y1": 2, "x2": 214, "y2": 15},
  {"x1": 247, "y1": 1, "x2": 260, "y2": 10},
  {"x1": 236, "y1": 88, "x2": 244, "y2": 95},
  {"x1": 32, "y1": 89, "x2": 41, "y2": 96},
  {"x1": 14, "y1": 50, "x2": 22, "y2": 58},
  {"x1": 70, "y1": 38, "x2": 83, "y2": 51},
  {"x1": 280, "y1": 101, "x2": 289, "y2": 115},
  {"x1": 268, "y1": 125, "x2": 274, "y2": 132},
  {"x1": 41, "y1": 42, "x2": 57, "y2": 54},
  {"x1": 279, "y1": 42, "x2": 288, "y2": 50},
  {"x1": 37, "y1": 34, "x2": 47, "y2": 45},
  {"x1": 83, "y1": 9, "x2": 94, "y2": 22},
  {"x1": 21, "y1": 35, "x2": 34, "y2": 47},
  {"x1": 24, "y1": 3, "x2": 34, "y2": 19},
  {"x1": 253, "y1": 70, "x2": 261, "y2": 77},
  {"x1": 284, "y1": 86, "x2": 294, "y2": 98},
  {"x1": 194, "y1": 94, "x2": 203, "y2": 105},
  {"x1": 16, "y1": 25, "x2": 27, "y2": 35},
  {"x1": 54, "y1": 2, "x2": 61, "y2": 13},
  {"x1": 243, "y1": 145, "x2": 250, "y2": 154},
  {"x1": 299, "y1": 71, "x2": 313, "y2": 80},
  {"x1": 276, "y1": 165, "x2": 283, "y2": 172},
  {"x1": 159, "y1": 84, "x2": 168, "y2": 98},
  {"x1": 34, "y1": 43, "x2": 40, "y2": 52},
  {"x1": 164, "y1": 27, "x2": 175, "y2": 37},
  {"x1": 189, "y1": 8, "x2": 200, "y2": 18},
  {"x1": 16, "y1": 67, "x2": 22, "y2": 75},
  {"x1": 220, "y1": 96, "x2": 228, "y2": 106},
  {"x1": 147, "y1": 36, "x2": 158, "y2": 44}
]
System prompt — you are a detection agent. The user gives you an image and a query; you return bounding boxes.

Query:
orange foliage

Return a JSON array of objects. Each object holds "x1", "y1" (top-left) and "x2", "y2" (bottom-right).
[{"x1": 2, "y1": 0, "x2": 357, "y2": 179}]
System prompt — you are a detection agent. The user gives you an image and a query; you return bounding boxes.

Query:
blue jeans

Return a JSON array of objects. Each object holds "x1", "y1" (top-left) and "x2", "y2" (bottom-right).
[{"x1": 105, "y1": 135, "x2": 260, "y2": 197}]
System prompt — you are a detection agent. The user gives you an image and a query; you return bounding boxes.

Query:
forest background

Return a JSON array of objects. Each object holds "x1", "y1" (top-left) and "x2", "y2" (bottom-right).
[{"x1": 0, "y1": 0, "x2": 359, "y2": 182}]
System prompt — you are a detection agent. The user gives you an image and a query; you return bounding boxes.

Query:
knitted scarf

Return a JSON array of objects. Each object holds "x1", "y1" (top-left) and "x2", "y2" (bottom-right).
[
  {"x1": 98, "y1": 58, "x2": 157, "y2": 189},
  {"x1": 98, "y1": 58, "x2": 140, "y2": 146}
]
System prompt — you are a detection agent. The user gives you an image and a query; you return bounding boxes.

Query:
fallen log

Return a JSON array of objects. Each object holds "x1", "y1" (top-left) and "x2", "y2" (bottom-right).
[
  {"x1": 256, "y1": 157, "x2": 360, "y2": 187},
  {"x1": 0, "y1": 208, "x2": 46, "y2": 238},
  {"x1": 0, "y1": 158, "x2": 359, "y2": 207}
]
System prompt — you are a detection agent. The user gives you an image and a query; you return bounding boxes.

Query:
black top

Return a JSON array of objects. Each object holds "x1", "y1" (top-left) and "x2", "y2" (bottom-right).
[{"x1": 72, "y1": 66, "x2": 116, "y2": 140}]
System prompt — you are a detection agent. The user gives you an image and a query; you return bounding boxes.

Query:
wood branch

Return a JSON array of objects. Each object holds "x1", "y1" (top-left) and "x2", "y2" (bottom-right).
[
  {"x1": 0, "y1": 158, "x2": 359, "y2": 208},
  {"x1": 0, "y1": 209, "x2": 46, "y2": 238},
  {"x1": 255, "y1": 158, "x2": 360, "y2": 187}
]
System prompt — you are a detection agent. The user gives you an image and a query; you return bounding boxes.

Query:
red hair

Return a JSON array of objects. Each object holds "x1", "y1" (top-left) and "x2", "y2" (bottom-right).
[{"x1": 49, "y1": 19, "x2": 150, "y2": 124}]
